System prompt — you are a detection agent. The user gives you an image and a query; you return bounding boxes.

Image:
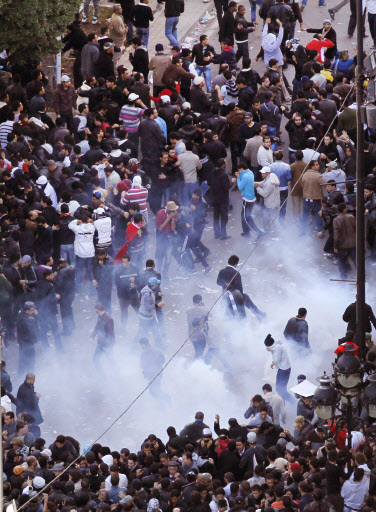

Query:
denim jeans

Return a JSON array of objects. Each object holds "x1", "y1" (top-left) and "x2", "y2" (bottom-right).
[
  {"x1": 60, "y1": 244, "x2": 75, "y2": 266},
  {"x1": 136, "y1": 27, "x2": 150, "y2": 48},
  {"x1": 183, "y1": 182, "x2": 198, "y2": 205},
  {"x1": 165, "y1": 17, "x2": 180, "y2": 47},
  {"x1": 267, "y1": 126, "x2": 278, "y2": 152},
  {"x1": 249, "y1": 0, "x2": 263, "y2": 21},
  {"x1": 75, "y1": 255, "x2": 94, "y2": 285},
  {"x1": 196, "y1": 65, "x2": 212, "y2": 94},
  {"x1": 300, "y1": 199, "x2": 323, "y2": 234},
  {"x1": 276, "y1": 367, "x2": 293, "y2": 402},
  {"x1": 84, "y1": 0, "x2": 99, "y2": 17},
  {"x1": 241, "y1": 200, "x2": 263, "y2": 236}
]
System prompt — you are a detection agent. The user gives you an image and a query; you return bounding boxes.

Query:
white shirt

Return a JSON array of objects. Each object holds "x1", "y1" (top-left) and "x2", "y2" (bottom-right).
[
  {"x1": 270, "y1": 341, "x2": 291, "y2": 370},
  {"x1": 94, "y1": 216, "x2": 112, "y2": 245},
  {"x1": 367, "y1": 0, "x2": 376, "y2": 14},
  {"x1": 257, "y1": 146, "x2": 273, "y2": 167},
  {"x1": 105, "y1": 473, "x2": 128, "y2": 490},
  {"x1": 68, "y1": 219, "x2": 95, "y2": 258},
  {"x1": 44, "y1": 182, "x2": 58, "y2": 208}
]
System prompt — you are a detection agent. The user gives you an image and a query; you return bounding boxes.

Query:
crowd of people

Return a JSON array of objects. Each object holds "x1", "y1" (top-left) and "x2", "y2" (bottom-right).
[{"x1": 1, "y1": 0, "x2": 376, "y2": 507}]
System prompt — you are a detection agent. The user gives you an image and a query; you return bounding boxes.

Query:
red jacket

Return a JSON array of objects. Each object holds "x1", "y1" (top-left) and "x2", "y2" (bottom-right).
[{"x1": 306, "y1": 38, "x2": 334, "y2": 64}]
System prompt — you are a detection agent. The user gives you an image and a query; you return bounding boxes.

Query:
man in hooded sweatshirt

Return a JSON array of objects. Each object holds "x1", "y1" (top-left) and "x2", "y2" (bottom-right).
[
  {"x1": 261, "y1": 18, "x2": 290, "y2": 101},
  {"x1": 264, "y1": 334, "x2": 292, "y2": 403},
  {"x1": 136, "y1": 276, "x2": 164, "y2": 347},
  {"x1": 254, "y1": 167, "x2": 280, "y2": 229}
]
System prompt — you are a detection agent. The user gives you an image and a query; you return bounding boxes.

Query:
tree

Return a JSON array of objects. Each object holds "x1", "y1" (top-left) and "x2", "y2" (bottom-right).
[{"x1": 0, "y1": 0, "x2": 81, "y2": 63}]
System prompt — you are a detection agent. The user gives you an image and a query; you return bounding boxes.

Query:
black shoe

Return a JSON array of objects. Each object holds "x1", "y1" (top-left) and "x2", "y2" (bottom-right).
[
  {"x1": 220, "y1": 235, "x2": 232, "y2": 240},
  {"x1": 241, "y1": 232, "x2": 251, "y2": 237},
  {"x1": 328, "y1": 7, "x2": 335, "y2": 17}
]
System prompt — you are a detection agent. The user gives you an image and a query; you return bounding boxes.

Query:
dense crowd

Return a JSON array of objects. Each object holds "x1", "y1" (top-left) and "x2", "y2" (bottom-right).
[{"x1": 1, "y1": 0, "x2": 376, "y2": 508}]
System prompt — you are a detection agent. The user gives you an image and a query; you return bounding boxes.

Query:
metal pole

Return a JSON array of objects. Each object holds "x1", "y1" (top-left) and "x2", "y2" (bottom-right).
[
  {"x1": 356, "y1": 0, "x2": 366, "y2": 355},
  {"x1": 346, "y1": 395, "x2": 353, "y2": 476}
]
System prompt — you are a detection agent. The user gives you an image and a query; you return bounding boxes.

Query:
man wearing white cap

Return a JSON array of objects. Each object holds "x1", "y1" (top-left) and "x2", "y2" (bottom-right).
[
  {"x1": 36, "y1": 175, "x2": 58, "y2": 208},
  {"x1": 119, "y1": 93, "x2": 147, "y2": 144},
  {"x1": 190, "y1": 76, "x2": 211, "y2": 114},
  {"x1": 254, "y1": 167, "x2": 281, "y2": 229},
  {"x1": 52, "y1": 75, "x2": 76, "y2": 131},
  {"x1": 120, "y1": 176, "x2": 149, "y2": 218}
]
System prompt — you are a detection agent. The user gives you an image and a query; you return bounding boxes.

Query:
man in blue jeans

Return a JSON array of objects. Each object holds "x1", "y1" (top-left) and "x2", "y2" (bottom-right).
[
  {"x1": 163, "y1": 0, "x2": 184, "y2": 47},
  {"x1": 192, "y1": 35, "x2": 216, "y2": 95},
  {"x1": 264, "y1": 334, "x2": 293, "y2": 403}
]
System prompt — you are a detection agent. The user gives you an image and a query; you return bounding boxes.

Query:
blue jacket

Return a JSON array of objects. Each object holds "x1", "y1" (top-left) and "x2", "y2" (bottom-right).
[
  {"x1": 237, "y1": 169, "x2": 256, "y2": 200},
  {"x1": 269, "y1": 161, "x2": 291, "y2": 189}
]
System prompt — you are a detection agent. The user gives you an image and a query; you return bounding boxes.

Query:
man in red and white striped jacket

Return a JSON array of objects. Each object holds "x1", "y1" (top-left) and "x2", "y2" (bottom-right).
[{"x1": 120, "y1": 175, "x2": 149, "y2": 217}]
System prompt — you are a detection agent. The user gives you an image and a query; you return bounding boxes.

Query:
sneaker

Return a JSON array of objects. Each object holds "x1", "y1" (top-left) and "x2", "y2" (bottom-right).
[
  {"x1": 254, "y1": 231, "x2": 264, "y2": 243},
  {"x1": 204, "y1": 266, "x2": 213, "y2": 275},
  {"x1": 220, "y1": 235, "x2": 232, "y2": 240},
  {"x1": 328, "y1": 7, "x2": 335, "y2": 19},
  {"x1": 241, "y1": 232, "x2": 251, "y2": 237},
  {"x1": 82, "y1": 15, "x2": 88, "y2": 23},
  {"x1": 319, "y1": 3, "x2": 328, "y2": 6},
  {"x1": 92, "y1": 17, "x2": 98, "y2": 24}
]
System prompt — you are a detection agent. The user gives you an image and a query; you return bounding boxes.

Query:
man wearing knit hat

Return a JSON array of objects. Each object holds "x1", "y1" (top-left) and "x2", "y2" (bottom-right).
[
  {"x1": 264, "y1": 334, "x2": 292, "y2": 403},
  {"x1": 149, "y1": 44, "x2": 171, "y2": 97},
  {"x1": 120, "y1": 175, "x2": 149, "y2": 218}
]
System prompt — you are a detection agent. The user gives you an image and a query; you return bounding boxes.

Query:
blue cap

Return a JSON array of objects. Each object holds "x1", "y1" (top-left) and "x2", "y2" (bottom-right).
[{"x1": 149, "y1": 277, "x2": 161, "y2": 286}]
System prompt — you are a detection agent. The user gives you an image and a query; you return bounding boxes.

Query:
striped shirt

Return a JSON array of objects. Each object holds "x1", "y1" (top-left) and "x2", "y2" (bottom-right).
[
  {"x1": 120, "y1": 186, "x2": 148, "y2": 213},
  {"x1": 119, "y1": 105, "x2": 146, "y2": 133},
  {"x1": 0, "y1": 121, "x2": 15, "y2": 147}
]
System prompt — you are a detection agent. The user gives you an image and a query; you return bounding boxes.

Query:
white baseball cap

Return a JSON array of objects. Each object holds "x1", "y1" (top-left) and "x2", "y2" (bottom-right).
[
  {"x1": 61, "y1": 75, "x2": 70, "y2": 82},
  {"x1": 160, "y1": 95, "x2": 171, "y2": 103},
  {"x1": 194, "y1": 76, "x2": 205, "y2": 86},
  {"x1": 261, "y1": 166, "x2": 271, "y2": 174},
  {"x1": 128, "y1": 93, "x2": 139, "y2": 101},
  {"x1": 36, "y1": 175, "x2": 48, "y2": 185}
]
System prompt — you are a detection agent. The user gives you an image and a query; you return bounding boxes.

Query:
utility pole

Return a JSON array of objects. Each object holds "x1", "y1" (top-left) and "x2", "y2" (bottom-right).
[{"x1": 356, "y1": 0, "x2": 366, "y2": 354}]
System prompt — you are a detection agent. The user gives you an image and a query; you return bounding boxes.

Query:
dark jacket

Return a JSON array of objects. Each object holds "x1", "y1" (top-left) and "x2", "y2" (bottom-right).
[
  {"x1": 35, "y1": 279, "x2": 59, "y2": 315},
  {"x1": 210, "y1": 46, "x2": 236, "y2": 71},
  {"x1": 49, "y1": 439, "x2": 78, "y2": 462},
  {"x1": 16, "y1": 380, "x2": 43, "y2": 425},
  {"x1": 130, "y1": 46, "x2": 149, "y2": 81},
  {"x1": 221, "y1": 10, "x2": 236, "y2": 44},
  {"x1": 283, "y1": 316, "x2": 310, "y2": 348},
  {"x1": 333, "y1": 212, "x2": 356, "y2": 250},
  {"x1": 1, "y1": 369, "x2": 12, "y2": 392},
  {"x1": 226, "y1": 108, "x2": 245, "y2": 142},
  {"x1": 55, "y1": 264, "x2": 76, "y2": 298},
  {"x1": 207, "y1": 166, "x2": 231, "y2": 203},
  {"x1": 192, "y1": 43, "x2": 216, "y2": 67},
  {"x1": 239, "y1": 445, "x2": 267, "y2": 475},
  {"x1": 285, "y1": 119, "x2": 308, "y2": 150},
  {"x1": 114, "y1": 263, "x2": 139, "y2": 298},
  {"x1": 92, "y1": 312, "x2": 115, "y2": 347},
  {"x1": 94, "y1": 51, "x2": 115, "y2": 79},
  {"x1": 190, "y1": 85, "x2": 211, "y2": 114},
  {"x1": 217, "y1": 265, "x2": 243, "y2": 293},
  {"x1": 238, "y1": 86, "x2": 255, "y2": 112},
  {"x1": 343, "y1": 302, "x2": 376, "y2": 333},
  {"x1": 16, "y1": 311, "x2": 39, "y2": 346},
  {"x1": 52, "y1": 84, "x2": 77, "y2": 115},
  {"x1": 92, "y1": 256, "x2": 114, "y2": 286},
  {"x1": 139, "y1": 118, "x2": 165, "y2": 155},
  {"x1": 164, "y1": 0, "x2": 184, "y2": 18},
  {"x1": 179, "y1": 419, "x2": 209, "y2": 443}
]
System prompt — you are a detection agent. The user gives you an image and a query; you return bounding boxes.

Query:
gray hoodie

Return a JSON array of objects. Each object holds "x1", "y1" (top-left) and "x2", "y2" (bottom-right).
[{"x1": 139, "y1": 285, "x2": 156, "y2": 320}]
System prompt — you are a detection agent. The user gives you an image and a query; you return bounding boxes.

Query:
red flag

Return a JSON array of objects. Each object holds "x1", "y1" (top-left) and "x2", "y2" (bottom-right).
[{"x1": 114, "y1": 222, "x2": 140, "y2": 264}]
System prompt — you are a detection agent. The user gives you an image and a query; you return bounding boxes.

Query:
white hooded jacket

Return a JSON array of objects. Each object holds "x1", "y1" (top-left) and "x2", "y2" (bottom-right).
[{"x1": 256, "y1": 172, "x2": 281, "y2": 209}]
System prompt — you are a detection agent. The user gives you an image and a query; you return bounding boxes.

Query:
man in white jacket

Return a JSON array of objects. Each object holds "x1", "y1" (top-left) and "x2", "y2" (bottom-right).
[
  {"x1": 264, "y1": 334, "x2": 292, "y2": 403},
  {"x1": 255, "y1": 167, "x2": 280, "y2": 229},
  {"x1": 341, "y1": 467, "x2": 368, "y2": 512},
  {"x1": 262, "y1": 383, "x2": 286, "y2": 425},
  {"x1": 68, "y1": 215, "x2": 95, "y2": 285}
]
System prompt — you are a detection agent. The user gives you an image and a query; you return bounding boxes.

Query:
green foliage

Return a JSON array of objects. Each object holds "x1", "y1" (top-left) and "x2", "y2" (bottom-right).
[{"x1": 0, "y1": 0, "x2": 81, "y2": 62}]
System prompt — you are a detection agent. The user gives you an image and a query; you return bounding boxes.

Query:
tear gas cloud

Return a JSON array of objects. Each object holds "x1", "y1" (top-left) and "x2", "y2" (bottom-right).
[{"x1": 32, "y1": 220, "x2": 361, "y2": 451}]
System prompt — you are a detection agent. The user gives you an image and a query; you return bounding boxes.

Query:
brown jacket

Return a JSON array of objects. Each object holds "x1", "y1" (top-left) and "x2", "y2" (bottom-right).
[
  {"x1": 226, "y1": 108, "x2": 245, "y2": 142},
  {"x1": 290, "y1": 160, "x2": 307, "y2": 197},
  {"x1": 109, "y1": 13, "x2": 127, "y2": 46},
  {"x1": 333, "y1": 212, "x2": 356, "y2": 250},
  {"x1": 161, "y1": 64, "x2": 195, "y2": 85},
  {"x1": 52, "y1": 84, "x2": 76, "y2": 115},
  {"x1": 301, "y1": 169, "x2": 326, "y2": 200},
  {"x1": 148, "y1": 53, "x2": 171, "y2": 86}
]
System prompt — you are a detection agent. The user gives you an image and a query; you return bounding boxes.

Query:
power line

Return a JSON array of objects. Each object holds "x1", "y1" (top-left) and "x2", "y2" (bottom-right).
[{"x1": 16, "y1": 84, "x2": 355, "y2": 511}]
